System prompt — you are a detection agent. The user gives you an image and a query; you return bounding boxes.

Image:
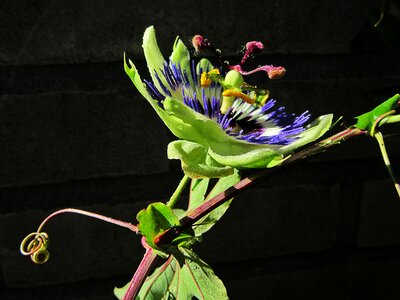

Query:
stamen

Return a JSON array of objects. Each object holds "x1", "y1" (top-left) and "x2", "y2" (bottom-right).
[
  {"x1": 200, "y1": 69, "x2": 221, "y2": 87},
  {"x1": 223, "y1": 89, "x2": 254, "y2": 105},
  {"x1": 221, "y1": 70, "x2": 244, "y2": 114},
  {"x1": 200, "y1": 72, "x2": 211, "y2": 87}
]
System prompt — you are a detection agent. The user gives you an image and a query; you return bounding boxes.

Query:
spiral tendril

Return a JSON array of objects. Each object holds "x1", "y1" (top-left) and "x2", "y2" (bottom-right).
[{"x1": 20, "y1": 232, "x2": 50, "y2": 264}]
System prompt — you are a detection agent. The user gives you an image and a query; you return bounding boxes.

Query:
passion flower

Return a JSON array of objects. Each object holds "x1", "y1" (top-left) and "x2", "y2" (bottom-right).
[{"x1": 124, "y1": 26, "x2": 332, "y2": 178}]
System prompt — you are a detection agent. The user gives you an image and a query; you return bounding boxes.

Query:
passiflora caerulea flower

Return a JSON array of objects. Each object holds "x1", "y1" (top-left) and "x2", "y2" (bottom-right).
[{"x1": 124, "y1": 26, "x2": 332, "y2": 178}]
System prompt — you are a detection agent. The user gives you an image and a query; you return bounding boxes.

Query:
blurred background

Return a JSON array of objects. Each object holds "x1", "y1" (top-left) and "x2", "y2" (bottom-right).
[{"x1": 1, "y1": 0, "x2": 400, "y2": 299}]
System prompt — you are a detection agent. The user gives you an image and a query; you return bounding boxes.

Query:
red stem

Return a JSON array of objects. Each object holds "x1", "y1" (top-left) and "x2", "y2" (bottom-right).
[
  {"x1": 122, "y1": 238, "x2": 158, "y2": 300},
  {"x1": 180, "y1": 127, "x2": 365, "y2": 227},
  {"x1": 37, "y1": 208, "x2": 138, "y2": 233}
]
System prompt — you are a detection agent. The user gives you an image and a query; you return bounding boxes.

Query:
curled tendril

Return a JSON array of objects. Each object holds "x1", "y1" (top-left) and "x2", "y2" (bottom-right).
[
  {"x1": 20, "y1": 232, "x2": 50, "y2": 264},
  {"x1": 20, "y1": 208, "x2": 139, "y2": 266}
]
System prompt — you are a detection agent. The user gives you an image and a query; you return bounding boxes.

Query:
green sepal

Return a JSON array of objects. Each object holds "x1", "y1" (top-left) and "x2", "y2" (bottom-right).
[
  {"x1": 168, "y1": 140, "x2": 235, "y2": 178},
  {"x1": 170, "y1": 36, "x2": 195, "y2": 88},
  {"x1": 355, "y1": 94, "x2": 400, "y2": 130},
  {"x1": 208, "y1": 145, "x2": 284, "y2": 169},
  {"x1": 142, "y1": 26, "x2": 171, "y2": 98},
  {"x1": 124, "y1": 55, "x2": 177, "y2": 136}
]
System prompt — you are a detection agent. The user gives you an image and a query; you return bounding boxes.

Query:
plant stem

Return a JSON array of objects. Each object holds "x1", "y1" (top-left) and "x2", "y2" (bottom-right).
[
  {"x1": 180, "y1": 127, "x2": 365, "y2": 227},
  {"x1": 374, "y1": 131, "x2": 400, "y2": 198},
  {"x1": 123, "y1": 240, "x2": 158, "y2": 300},
  {"x1": 122, "y1": 127, "x2": 366, "y2": 298},
  {"x1": 36, "y1": 208, "x2": 139, "y2": 233},
  {"x1": 121, "y1": 176, "x2": 189, "y2": 300},
  {"x1": 167, "y1": 175, "x2": 190, "y2": 208}
]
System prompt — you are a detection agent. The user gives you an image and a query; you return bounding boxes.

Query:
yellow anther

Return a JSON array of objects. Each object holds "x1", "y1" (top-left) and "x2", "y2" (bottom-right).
[
  {"x1": 200, "y1": 69, "x2": 220, "y2": 87},
  {"x1": 200, "y1": 72, "x2": 211, "y2": 87},
  {"x1": 222, "y1": 89, "x2": 255, "y2": 105},
  {"x1": 208, "y1": 68, "x2": 220, "y2": 76}
]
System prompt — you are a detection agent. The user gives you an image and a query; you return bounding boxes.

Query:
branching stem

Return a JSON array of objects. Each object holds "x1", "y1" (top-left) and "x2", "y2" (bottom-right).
[{"x1": 122, "y1": 238, "x2": 158, "y2": 300}]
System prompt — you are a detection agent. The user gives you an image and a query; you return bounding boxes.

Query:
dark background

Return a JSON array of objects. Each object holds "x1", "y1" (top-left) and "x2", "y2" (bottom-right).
[{"x1": 1, "y1": 0, "x2": 400, "y2": 299}]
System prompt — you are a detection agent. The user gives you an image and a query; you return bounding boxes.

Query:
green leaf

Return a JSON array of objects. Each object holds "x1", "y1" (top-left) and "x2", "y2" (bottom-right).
[
  {"x1": 167, "y1": 140, "x2": 235, "y2": 178},
  {"x1": 137, "y1": 202, "x2": 180, "y2": 250},
  {"x1": 172, "y1": 208, "x2": 187, "y2": 219},
  {"x1": 355, "y1": 94, "x2": 400, "y2": 130},
  {"x1": 188, "y1": 178, "x2": 210, "y2": 210},
  {"x1": 189, "y1": 171, "x2": 241, "y2": 236},
  {"x1": 114, "y1": 248, "x2": 228, "y2": 300}
]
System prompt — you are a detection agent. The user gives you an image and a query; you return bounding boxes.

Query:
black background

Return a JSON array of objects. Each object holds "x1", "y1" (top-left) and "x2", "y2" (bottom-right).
[{"x1": 1, "y1": 0, "x2": 400, "y2": 299}]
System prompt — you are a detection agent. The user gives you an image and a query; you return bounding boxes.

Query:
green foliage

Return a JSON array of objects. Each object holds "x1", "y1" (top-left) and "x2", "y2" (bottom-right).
[
  {"x1": 189, "y1": 170, "x2": 241, "y2": 236},
  {"x1": 114, "y1": 248, "x2": 228, "y2": 300},
  {"x1": 355, "y1": 94, "x2": 400, "y2": 130},
  {"x1": 137, "y1": 202, "x2": 181, "y2": 250},
  {"x1": 168, "y1": 140, "x2": 234, "y2": 178},
  {"x1": 118, "y1": 173, "x2": 240, "y2": 299}
]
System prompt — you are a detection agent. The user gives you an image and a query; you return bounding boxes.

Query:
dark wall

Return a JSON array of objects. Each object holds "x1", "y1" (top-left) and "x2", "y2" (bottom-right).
[{"x1": 1, "y1": 0, "x2": 400, "y2": 299}]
